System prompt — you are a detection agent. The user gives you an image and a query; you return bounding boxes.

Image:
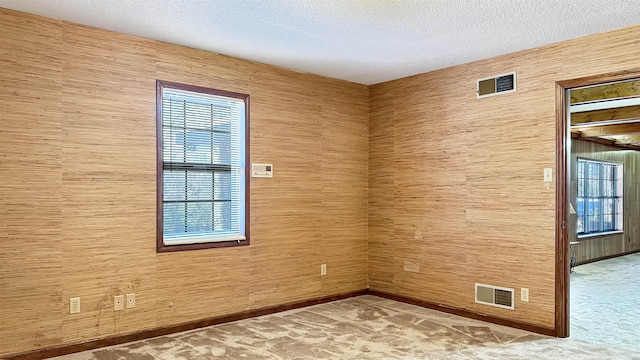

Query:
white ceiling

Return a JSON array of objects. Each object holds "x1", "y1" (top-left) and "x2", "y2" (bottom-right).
[{"x1": 1, "y1": 0, "x2": 639, "y2": 85}]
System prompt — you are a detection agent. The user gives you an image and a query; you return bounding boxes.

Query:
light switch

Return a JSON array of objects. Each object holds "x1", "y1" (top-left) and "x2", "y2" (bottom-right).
[{"x1": 544, "y1": 168, "x2": 552, "y2": 182}]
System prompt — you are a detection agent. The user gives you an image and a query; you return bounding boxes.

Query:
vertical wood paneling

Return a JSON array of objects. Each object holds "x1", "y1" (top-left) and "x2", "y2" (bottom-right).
[
  {"x1": 0, "y1": 9, "x2": 369, "y2": 356},
  {"x1": 391, "y1": 67, "x2": 470, "y2": 307},
  {"x1": 370, "y1": 47, "x2": 561, "y2": 327},
  {"x1": 368, "y1": 84, "x2": 396, "y2": 293},
  {"x1": 60, "y1": 24, "x2": 159, "y2": 342},
  {"x1": 0, "y1": 10, "x2": 64, "y2": 354},
  {"x1": 369, "y1": 27, "x2": 640, "y2": 328},
  {"x1": 560, "y1": 26, "x2": 640, "y2": 81},
  {"x1": 569, "y1": 139, "x2": 640, "y2": 264},
  {"x1": 463, "y1": 48, "x2": 560, "y2": 325},
  {"x1": 248, "y1": 64, "x2": 325, "y2": 309},
  {"x1": 3, "y1": 6, "x2": 640, "y2": 356},
  {"x1": 154, "y1": 41, "x2": 254, "y2": 328},
  {"x1": 155, "y1": 41, "x2": 251, "y2": 94},
  {"x1": 319, "y1": 78, "x2": 369, "y2": 295}
]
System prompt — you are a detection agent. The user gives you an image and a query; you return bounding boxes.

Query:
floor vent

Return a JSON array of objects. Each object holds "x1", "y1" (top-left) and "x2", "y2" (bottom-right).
[
  {"x1": 477, "y1": 71, "x2": 516, "y2": 98},
  {"x1": 475, "y1": 283, "x2": 515, "y2": 310}
]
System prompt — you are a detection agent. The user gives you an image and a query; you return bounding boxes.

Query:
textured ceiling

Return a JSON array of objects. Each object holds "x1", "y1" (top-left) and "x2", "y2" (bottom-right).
[{"x1": 1, "y1": 0, "x2": 639, "y2": 85}]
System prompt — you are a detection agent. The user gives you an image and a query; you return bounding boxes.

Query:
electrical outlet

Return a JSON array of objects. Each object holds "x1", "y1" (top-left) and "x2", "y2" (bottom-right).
[
  {"x1": 114, "y1": 295, "x2": 124, "y2": 311},
  {"x1": 521, "y1": 288, "x2": 529, "y2": 302},
  {"x1": 70, "y1": 297, "x2": 80, "y2": 314},
  {"x1": 321, "y1": 264, "x2": 327, "y2": 276},
  {"x1": 126, "y1": 293, "x2": 135, "y2": 309}
]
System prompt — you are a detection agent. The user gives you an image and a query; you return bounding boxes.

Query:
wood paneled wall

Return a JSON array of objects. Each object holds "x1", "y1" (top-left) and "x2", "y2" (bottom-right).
[
  {"x1": 569, "y1": 140, "x2": 640, "y2": 264},
  {"x1": 0, "y1": 9, "x2": 368, "y2": 356},
  {"x1": 369, "y1": 25, "x2": 640, "y2": 328},
  {"x1": 3, "y1": 5, "x2": 640, "y2": 355}
]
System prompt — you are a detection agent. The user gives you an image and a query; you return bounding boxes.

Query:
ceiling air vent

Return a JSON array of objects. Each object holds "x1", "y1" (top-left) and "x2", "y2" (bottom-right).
[
  {"x1": 477, "y1": 72, "x2": 516, "y2": 98},
  {"x1": 475, "y1": 283, "x2": 515, "y2": 310}
]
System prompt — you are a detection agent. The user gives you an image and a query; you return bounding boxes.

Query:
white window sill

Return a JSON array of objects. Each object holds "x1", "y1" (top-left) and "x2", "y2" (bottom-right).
[
  {"x1": 577, "y1": 230, "x2": 623, "y2": 239},
  {"x1": 164, "y1": 234, "x2": 246, "y2": 246}
]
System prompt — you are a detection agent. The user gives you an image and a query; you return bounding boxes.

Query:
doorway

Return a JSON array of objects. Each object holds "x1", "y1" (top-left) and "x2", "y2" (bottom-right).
[{"x1": 556, "y1": 70, "x2": 640, "y2": 339}]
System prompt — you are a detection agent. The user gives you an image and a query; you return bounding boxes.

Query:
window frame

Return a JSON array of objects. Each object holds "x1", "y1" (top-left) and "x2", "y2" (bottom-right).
[
  {"x1": 156, "y1": 80, "x2": 250, "y2": 252},
  {"x1": 576, "y1": 157, "x2": 623, "y2": 238}
]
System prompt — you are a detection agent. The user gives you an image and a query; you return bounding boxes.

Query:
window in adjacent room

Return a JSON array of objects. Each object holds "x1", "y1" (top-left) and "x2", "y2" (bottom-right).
[
  {"x1": 157, "y1": 80, "x2": 249, "y2": 252},
  {"x1": 576, "y1": 158, "x2": 623, "y2": 237}
]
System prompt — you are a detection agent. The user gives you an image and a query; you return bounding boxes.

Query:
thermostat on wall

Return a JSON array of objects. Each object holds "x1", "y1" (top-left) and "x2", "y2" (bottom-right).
[{"x1": 252, "y1": 163, "x2": 273, "y2": 178}]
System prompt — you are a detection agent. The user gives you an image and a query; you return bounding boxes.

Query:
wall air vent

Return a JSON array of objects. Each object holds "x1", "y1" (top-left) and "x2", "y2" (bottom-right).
[
  {"x1": 477, "y1": 72, "x2": 516, "y2": 98},
  {"x1": 475, "y1": 283, "x2": 515, "y2": 310}
]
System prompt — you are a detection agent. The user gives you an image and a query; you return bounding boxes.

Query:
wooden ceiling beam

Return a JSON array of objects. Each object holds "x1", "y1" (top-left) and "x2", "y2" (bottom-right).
[
  {"x1": 616, "y1": 143, "x2": 640, "y2": 151},
  {"x1": 571, "y1": 122, "x2": 640, "y2": 137},
  {"x1": 573, "y1": 132, "x2": 640, "y2": 152},
  {"x1": 570, "y1": 79, "x2": 640, "y2": 104},
  {"x1": 608, "y1": 134, "x2": 640, "y2": 144},
  {"x1": 573, "y1": 135, "x2": 616, "y2": 146},
  {"x1": 571, "y1": 105, "x2": 640, "y2": 125}
]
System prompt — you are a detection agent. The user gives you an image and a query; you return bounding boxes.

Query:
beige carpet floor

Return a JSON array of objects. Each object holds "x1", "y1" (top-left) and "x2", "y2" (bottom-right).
[
  {"x1": 51, "y1": 294, "x2": 640, "y2": 359},
  {"x1": 570, "y1": 251, "x2": 640, "y2": 350}
]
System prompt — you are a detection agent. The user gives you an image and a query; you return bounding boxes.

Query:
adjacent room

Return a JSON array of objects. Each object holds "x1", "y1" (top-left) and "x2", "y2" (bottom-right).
[
  {"x1": 568, "y1": 79, "x2": 640, "y2": 349},
  {"x1": 1, "y1": 1, "x2": 640, "y2": 359}
]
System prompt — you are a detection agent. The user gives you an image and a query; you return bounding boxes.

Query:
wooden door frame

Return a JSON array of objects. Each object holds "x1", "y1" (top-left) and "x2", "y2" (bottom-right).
[{"x1": 555, "y1": 68, "x2": 640, "y2": 337}]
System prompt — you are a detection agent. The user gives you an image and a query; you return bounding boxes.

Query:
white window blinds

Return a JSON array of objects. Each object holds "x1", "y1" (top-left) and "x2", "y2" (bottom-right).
[
  {"x1": 576, "y1": 158, "x2": 623, "y2": 236},
  {"x1": 160, "y1": 87, "x2": 246, "y2": 245}
]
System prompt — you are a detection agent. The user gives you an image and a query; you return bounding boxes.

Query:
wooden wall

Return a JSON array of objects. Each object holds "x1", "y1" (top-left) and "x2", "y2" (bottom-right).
[
  {"x1": 569, "y1": 139, "x2": 640, "y2": 264},
  {"x1": 369, "y1": 25, "x2": 640, "y2": 328},
  {"x1": 0, "y1": 9, "x2": 368, "y2": 356},
  {"x1": 3, "y1": 5, "x2": 640, "y2": 356}
]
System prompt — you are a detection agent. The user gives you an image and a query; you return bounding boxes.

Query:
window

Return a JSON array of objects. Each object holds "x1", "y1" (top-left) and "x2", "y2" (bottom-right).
[
  {"x1": 157, "y1": 80, "x2": 249, "y2": 252},
  {"x1": 576, "y1": 158, "x2": 622, "y2": 237}
]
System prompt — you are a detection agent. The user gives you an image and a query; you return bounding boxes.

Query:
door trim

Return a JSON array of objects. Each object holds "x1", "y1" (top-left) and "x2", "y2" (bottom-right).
[
  {"x1": 555, "y1": 68, "x2": 640, "y2": 337},
  {"x1": 554, "y1": 82, "x2": 569, "y2": 337}
]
